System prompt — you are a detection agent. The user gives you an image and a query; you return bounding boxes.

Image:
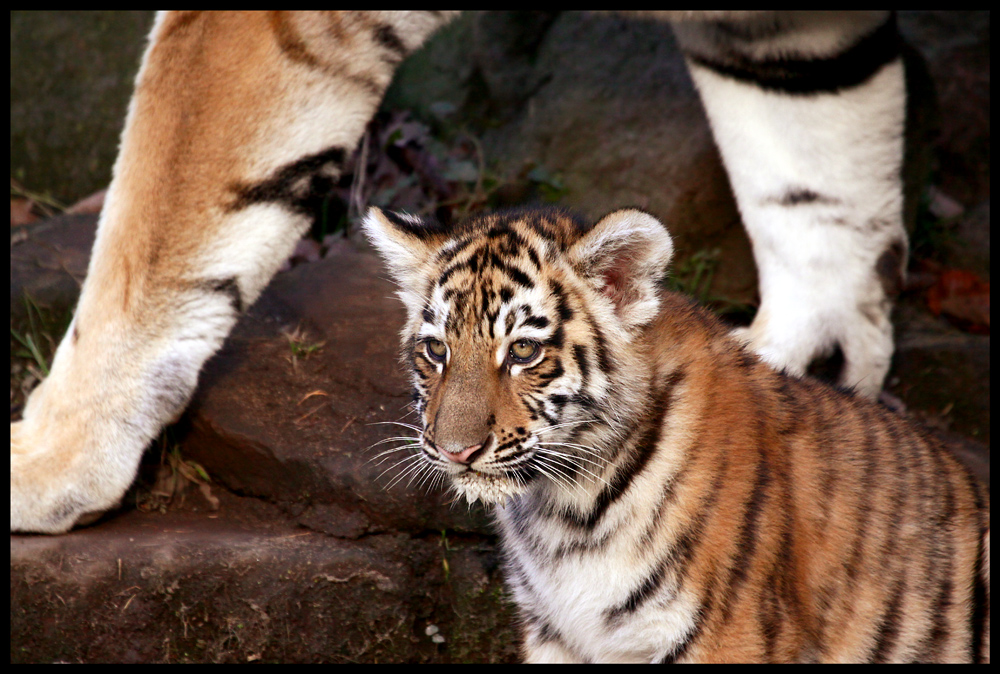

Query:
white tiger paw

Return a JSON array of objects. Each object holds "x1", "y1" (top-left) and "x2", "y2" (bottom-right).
[
  {"x1": 10, "y1": 414, "x2": 136, "y2": 534},
  {"x1": 10, "y1": 353, "x2": 159, "y2": 534},
  {"x1": 730, "y1": 304, "x2": 892, "y2": 400}
]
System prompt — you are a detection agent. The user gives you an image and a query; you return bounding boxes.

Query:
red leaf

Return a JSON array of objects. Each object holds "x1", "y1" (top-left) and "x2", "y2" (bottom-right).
[{"x1": 925, "y1": 269, "x2": 990, "y2": 334}]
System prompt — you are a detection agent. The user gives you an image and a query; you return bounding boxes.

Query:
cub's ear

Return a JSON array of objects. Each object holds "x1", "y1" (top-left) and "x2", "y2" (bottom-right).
[
  {"x1": 362, "y1": 207, "x2": 444, "y2": 309},
  {"x1": 568, "y1": 208, "x2": 674, "y2": 333}
]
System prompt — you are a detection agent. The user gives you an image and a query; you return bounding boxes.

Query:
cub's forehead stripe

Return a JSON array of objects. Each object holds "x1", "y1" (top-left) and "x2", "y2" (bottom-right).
[
  {"x1": 523, "y1": 315, "x2": 550, "y2": 330},
  {"x1": 435, "y1": 244, "x2": 536, "y2": 292},
  {"x1": 437, "y1": 235, "x2": 476, "y2": 264}
]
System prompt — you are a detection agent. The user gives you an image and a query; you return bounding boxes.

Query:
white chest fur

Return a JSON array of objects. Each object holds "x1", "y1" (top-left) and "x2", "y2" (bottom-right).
[{"x1": 495, "y1": 503, "x2": 699, "y2": 663}]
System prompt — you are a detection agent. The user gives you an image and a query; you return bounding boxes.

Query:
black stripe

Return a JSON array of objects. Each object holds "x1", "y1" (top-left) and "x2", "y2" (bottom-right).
[
  {"x1": 917, "y1": 437, "x2": 958, "y2": 661},
  {"x1": 736, "y1": 347, "x2": 759, "y2": 370},
  {"x1": 270, "y1": 13, "x2": 384, "y2": 97},
  {"x1": 570, "y1": 392, "x2": 599, "y2": 411},
  {"x1": 504, "y1": 311, "x2": 515, "y2": 336},
  {"x1": 718, "y1": 456, "x2": 772, "y2": 622},
  {"x1": 372, "y1": 23, "x2": 408, "y2": 61},
  {"x1": 381, "y1": 210, "x2": 446, "y2": 240},
  {"x1": 774, "y1": 379, "x2": 803, "y2": 436},
  {"x1": 547, "y1": 325, "x2": 564, "y2": 349},
  {"x1": 524, "y1": 244, "x2": 542, "y2": 270},
  {"x1": 229, "y1": 145, "x2": 347, "y2": 216},
  {"x1": 566, "y1": 369, "x2": 685, "y2": 530},
  {"x1": 814, "y1": 392, "x2": 839, "y2": 522},
  {"x1": 271, "y1": 13, "x2": 322, "y2": 70},
  {"x1": 206, "y1": 277, "x2": 244, "y2": 313},
  {"x1": 593, "y1": 327, "x2": 613, "y2": 373},
  {"x1": 844, "y1": 404, "x2": 878, "y2": 581},
  {"x1": 487, "y1": 252, "x2": 534, "y2": 289},
  {"x1": 965, "y1": 473, "x2": 988, "y2": 663},
  {"x1": 604, "y1": 557, "x2": 670, "y2": 624},
  {"x1": 437, "y1": 261, "x2": 463, "y2": 287},
  {"x1": 486, "y1": 309, "x2": 498, "y2": 340},
  {"x1": 521, "y1": 216, "x2": 556, "y2": 244},
  {"x1": 759, "y1": 571, "x2": 782, "y2": 661},
  {"x1": 871, "y1": 578, "x2": 906, "y2": 663},
  {"x1": 537, "y1": 361, "x2": 565, "y2": 386},
  {"x1": 881, "y1": 412, "x2": 911, "y2": 540},
  {"x1": 549, "y1": 279, "x2": 574, "y2": 321},
  {"x1": 437, "y1": 236, "x2": 475, "y2": 264},
  {"x1": 771, "y1": 188, "x2": 840, "y2": 206},
  {"x1": 485, "y1": 224, "x2": 512, "y2": 240},
  {"x1": 686, "y1": 15, "x2": 901, "y2": 95},
  {"x1": 971, "y1": 524, "x2": 988, "y2": 662},
  {"x1": 573, "y1": 344, "x2": 590, "y2": 387},
  {"x1": 480, "y1": 285, "x2": 491, "y2": 317},
  {"x1": 547, "y1": 393, "x2": 569, "y2": 416},
  {"x1": 523, "y1": 315, "x2": 550, "y2": 330},
  {"x1": 438, "y1": 246, "x2": 489, "y2": 286},
  {"x1": 674, "y1": 454, "x2": 729, "y2": 584},
  {"x1": 659, "y1": 610, "x2": 703, "y2": 663},
  {"x1": 487, "y1": 224, "x2": 531, "y2": 256}
]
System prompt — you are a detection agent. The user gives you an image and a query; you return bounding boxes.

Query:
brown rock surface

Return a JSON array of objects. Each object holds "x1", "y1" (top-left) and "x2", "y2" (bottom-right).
[{"x1": 11, "y1": 491, "x2": 516, "y2": 663}]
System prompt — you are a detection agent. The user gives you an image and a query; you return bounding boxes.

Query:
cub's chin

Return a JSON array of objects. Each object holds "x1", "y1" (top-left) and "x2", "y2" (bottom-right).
[{"x1": 450, "y1": 469, "x2": 527, "y2": 506}]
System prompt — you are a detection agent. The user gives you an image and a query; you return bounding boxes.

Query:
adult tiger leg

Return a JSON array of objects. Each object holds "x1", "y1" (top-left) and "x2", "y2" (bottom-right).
[
  {"x1": 675, "y1": 12, "x2": 907, "y2": 398},
  {"x1": 11, "y1": 11, "x2": 455, "y2": 533}
]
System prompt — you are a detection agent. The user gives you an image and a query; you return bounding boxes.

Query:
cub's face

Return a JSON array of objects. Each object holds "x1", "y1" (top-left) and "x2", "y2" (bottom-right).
[
  {"x1": 364, "y1": 206, "x2": 674, "y2": 504},
  {"x1": 408, "y1": 251, "x2": 591, "y2": 504}
]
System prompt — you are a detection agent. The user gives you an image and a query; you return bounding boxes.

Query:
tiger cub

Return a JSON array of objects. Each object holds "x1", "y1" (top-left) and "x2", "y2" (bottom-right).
[{"x1": 363, "y1": 206, "x2": 989, "y2": 663}]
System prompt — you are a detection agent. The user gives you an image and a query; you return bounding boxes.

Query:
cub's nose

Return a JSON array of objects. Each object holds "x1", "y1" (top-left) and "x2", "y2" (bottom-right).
[{"x1": 438, "y1": 440, "x2": 488, "y2": 465}]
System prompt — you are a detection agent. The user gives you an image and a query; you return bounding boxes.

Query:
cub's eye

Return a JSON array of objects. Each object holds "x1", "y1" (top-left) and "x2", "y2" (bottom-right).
[
  {"x1": 508, "y1": 339, "x2": 541, "y2": 364},
  {"x1": 425, "y1": 339, "x2": 448, "y2": 363}
]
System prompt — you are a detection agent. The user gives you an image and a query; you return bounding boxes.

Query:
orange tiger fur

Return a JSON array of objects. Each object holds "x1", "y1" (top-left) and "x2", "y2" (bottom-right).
[
  {"x1": 11, "y1": 11, "x2": 457, "y2": 533},
  {"x1": 364, "y1": 206, "x2": 989, "y2": 663}
]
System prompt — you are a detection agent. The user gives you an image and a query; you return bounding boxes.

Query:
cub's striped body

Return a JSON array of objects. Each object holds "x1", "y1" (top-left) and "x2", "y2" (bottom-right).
[{"x1": 364, "y1": 206, "x2": 989, "y2": 663}]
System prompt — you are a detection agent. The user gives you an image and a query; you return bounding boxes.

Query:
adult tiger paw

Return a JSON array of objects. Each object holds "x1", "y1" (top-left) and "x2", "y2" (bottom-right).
[{"x1": 11, "y1": 419, "x2": 130, "y2": 533}]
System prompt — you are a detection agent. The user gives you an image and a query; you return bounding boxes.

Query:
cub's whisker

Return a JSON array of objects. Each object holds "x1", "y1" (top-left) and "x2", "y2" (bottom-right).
[
  {"x1": 535, "y1": 447, "x2": 610, "y2": 488},
  {"x1": 535, "y1": 418, "x2": 599, "y2": 435},
  {"x1": 378, "y1": 452, "x2": 426, "y2": 486},
  {"x1": 535, "y1": 442, "x2": 607, "y2": 467},
  {"x1": 369, "y1": 443, "x2": 422, "y2": 465},
  {"x1": 368, "y1": 420, "x2": 423, "y2": 432},
  {"x1": 367, "y1": 435, "x2": 421, "y2": 450}
]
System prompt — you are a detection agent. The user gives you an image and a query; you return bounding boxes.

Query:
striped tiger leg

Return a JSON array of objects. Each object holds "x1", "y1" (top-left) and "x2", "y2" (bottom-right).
[
  {"x1": 675, "y1": 12, "x2": 907, "y2": 399},
  {"x1": 10, "y1": 11, "x2": 456, "y2": 533}
]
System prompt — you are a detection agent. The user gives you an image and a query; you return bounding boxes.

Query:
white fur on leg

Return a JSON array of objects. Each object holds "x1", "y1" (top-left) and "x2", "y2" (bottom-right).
[{"x1": 685, "y1": 57, "x2": 906, "y2": 398}]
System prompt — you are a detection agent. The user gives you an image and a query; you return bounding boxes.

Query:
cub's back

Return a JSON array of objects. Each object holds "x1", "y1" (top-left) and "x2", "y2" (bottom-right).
[{"x1": 644, "y1": 292, "x2": 990, "y2": 662}]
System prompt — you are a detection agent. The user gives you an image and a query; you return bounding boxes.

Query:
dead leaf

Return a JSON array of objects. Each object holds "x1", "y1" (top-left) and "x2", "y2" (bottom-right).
[
  {"x1": 198, "y1": 482, "x2": 220, "y2": 511},
  {"x1": 926, "y1": 185, "x2": 965, "y2": 220},
  {"x1": 287, "y1": 237, "x2": 322, "y2": 266},
  {"x1": 11, "y1": 198, "x2": 38, "y2": 227},
  {"x1": 66, "y1": 188, "x2": 107, "y2": 215},
  {"x1": 295, "y1": 404, "x2": 326, "y2": 424},
  {"x1": 297, "y1": 389, "x2": 330, "y2": 405},
  {"x1": 926, "y1": 268, "x2": 990, "y2": 333}
]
